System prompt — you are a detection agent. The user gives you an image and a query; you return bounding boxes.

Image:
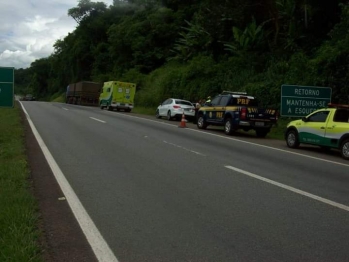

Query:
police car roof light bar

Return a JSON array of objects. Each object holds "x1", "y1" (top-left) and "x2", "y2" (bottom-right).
[{"x1": 221, "y1": 90, "x2": 248, "y2": 95}]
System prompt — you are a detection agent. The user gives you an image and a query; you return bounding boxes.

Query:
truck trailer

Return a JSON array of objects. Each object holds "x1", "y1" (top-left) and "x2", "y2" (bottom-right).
[{"x1": 66, "y1": 81, "x2": 102, "y2": 106}]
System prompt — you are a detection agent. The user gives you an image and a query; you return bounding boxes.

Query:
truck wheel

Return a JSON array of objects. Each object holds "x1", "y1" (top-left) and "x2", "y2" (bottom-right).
[
  {"x1": 286, "y1": 130, "x2": 300, "y2": 148},
  {"x1": 197, "y1": 115, "x2": 207, "y2": 129},
  {"x1": 340, "y1": 139, "x2": 349, "y2": 160},
  {"x1": 107, "y1": 104, "x2": 113, "y2": 111},
  {"x1": 224, "y1": 118, "x2": 235, "y2": 135},
  {"x1": 156, "y1": 110, "x2": 161, "y2": 119},
  {"x1": 100, "y1": 104, "x2": 104, "y2": 110},
  {"x1": 167, "y1": 111, "x2": 172, "y2": 121},
  {"x1": 256, "y1": 129, "x2": 269, "y2": 138}
]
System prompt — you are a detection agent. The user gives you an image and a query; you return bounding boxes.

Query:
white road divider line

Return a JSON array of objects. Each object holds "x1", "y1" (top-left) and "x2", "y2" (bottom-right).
[
  {"x1": 90, "y1": 117, "x2": 106, "y2": 123},
  {"x1": 102, "y1": 112, "x2": 349, "y2": 167},
  {"x1": 163, "y1": 140, "x2": 206, "y2": 156},
  {"x1": 62, "y1": 107, "x2": 69, "y2": 110},
  {"x1": 20, "y1": 102, "x2": 118, "y2": 262},
  {"x1": 225, "y1": 165, "x2": 349, "y2": 212}
]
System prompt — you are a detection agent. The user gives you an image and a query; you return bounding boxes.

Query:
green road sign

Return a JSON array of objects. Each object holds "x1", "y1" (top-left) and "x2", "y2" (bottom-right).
[
  {"x1": 0, "y1": 67, "x2": 14, "y2": 108},
  {"x1": 280, "y1": 85, "x2": 332, "y2": 117}
]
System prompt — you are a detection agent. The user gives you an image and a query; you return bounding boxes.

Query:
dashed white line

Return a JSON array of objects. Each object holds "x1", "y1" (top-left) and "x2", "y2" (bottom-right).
[
  {"x1": 62, "y1": 107, "x2": 69, "y2": 110},
  {"x1": 90, "y1": 117, "x2": 106, "y2": 123},
  {"x1": 163, "y1": 140, "x2": 206, "y2": 156},
  {"x1": 225, "y1": 165, "x2": 349, "y2": 212},
  {"x1": 102, "y1": 111, "x2": 349, "y2": 167}
]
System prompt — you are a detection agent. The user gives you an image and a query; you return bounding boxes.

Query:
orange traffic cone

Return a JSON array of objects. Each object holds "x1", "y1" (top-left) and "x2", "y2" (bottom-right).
[{"x1": 178, "y1": 112, "x2": 187, "y2": 128}]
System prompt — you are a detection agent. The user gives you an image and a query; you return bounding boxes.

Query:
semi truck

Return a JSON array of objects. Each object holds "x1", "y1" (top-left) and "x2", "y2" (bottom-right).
[
  {"x1": 66, "y1": 81, "x2": 102, "y2": 106},
  {"x1": 99, "y1": 81, "x2": 137, "y2": 112}
]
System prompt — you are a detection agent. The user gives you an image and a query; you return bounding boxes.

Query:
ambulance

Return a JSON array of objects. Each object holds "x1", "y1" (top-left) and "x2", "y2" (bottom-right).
[{"x1": 99, "y1": 81, "x2": 136, "y2": 112}]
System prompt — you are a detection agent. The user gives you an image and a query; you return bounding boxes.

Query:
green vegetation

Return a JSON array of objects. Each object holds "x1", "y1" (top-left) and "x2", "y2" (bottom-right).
[
  {"x1": 14, "y1": 0, "x2": 349, "y2": 109},
  {"x1": 0, "y1": 105, "x2": 42, "y2": 261},
  {"x1": 132, "y1": 106, "x2": 157, "y2": 116},
  {"x1": 268, "y1": 118, "x2": 290, "y2": 140}
]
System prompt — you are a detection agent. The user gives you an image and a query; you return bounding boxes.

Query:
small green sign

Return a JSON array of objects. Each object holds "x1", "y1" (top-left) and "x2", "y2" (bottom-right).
[
  {"x1": 0, "y1": 67, "x2": 14, "y2": 108},
  {"x1": 280, "y1": 85, "x2": 332, "y2": 117}
]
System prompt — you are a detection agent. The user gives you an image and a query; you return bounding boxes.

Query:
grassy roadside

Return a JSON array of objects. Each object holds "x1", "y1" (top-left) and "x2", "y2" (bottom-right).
[{"x1": 0, "y1": 103, "x2": 42, "y2": 261}]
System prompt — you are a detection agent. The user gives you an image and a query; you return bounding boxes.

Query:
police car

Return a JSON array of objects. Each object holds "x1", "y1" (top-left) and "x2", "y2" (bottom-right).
[
  {"x1": 196, "y1": 91, "x2": 278, "y2": 137},
  {"x1": 285, "y1": 104, "x2": 349, "y2": 160}
]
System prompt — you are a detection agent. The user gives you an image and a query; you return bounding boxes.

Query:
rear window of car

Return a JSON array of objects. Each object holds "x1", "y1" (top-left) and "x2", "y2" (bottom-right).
[{"x1": 175, "y1": 100, "x2": 193, "y2": 106}]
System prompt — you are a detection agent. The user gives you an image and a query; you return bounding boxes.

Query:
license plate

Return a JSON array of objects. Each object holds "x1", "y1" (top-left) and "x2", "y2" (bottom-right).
[{"x1": 255, "y1": 122, "x2": 264, "y2": 126}]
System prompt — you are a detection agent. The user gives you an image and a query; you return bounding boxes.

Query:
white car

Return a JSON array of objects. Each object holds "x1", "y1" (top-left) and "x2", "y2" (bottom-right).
[{"x1": 156, "y1": 98, "x2": 195, "y2": 121}]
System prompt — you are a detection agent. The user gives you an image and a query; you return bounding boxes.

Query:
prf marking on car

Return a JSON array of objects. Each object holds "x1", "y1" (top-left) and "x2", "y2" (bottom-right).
[
  {"x1": 237, "y1": 98, "x2": 250, "y2": 105},
  {"x1": 216, "y1": 112, "x2": 223, "y2": 118}
]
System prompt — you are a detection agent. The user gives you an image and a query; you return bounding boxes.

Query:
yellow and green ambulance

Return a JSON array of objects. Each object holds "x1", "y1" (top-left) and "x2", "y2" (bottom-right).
[
  {"x1": 285, "y1": 104, "x2": 349, "y2": 160},
  {"x1": 99, "y1": 81, "x2": 136, "y2": 112}
]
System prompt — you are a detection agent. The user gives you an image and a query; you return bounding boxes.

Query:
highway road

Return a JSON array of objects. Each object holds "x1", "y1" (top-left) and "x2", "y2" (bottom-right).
[{"x1": 22, "y1": 101, "x2": 349, "y2": 262}]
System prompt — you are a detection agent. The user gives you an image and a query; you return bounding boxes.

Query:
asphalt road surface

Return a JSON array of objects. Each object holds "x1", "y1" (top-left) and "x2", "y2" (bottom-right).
[{"x1": 21, "y1": 101, "x2": 349, "y2": 262}]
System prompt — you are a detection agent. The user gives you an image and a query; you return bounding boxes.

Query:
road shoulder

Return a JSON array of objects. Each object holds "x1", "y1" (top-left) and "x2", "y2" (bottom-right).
[{"x1": 21, "y1": 107, "x2": 98, "y2": 262}]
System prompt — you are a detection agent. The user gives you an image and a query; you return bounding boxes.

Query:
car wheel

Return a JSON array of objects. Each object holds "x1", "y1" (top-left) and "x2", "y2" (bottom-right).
[
  {"x1": 224, "y1": 118, "x2": 235, "y2": 135},
  {"x1": 156, "y1": 110, "x2": 161, "y2": 119},
  {"x1": 167, "y1": 111, "x2": 172, "y2": 121},
  {"x1": 197, "y1": 115, "x2": 207, "y2": 129},
  {"x1": 286, "y1": 130, "x2": 300, "y2": 148},
  {"x1": 340, "y1": 139, "x2": 349, "y2": 160}
]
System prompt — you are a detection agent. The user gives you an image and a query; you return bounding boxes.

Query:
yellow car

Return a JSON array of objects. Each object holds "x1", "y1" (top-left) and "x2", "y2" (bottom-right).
[{"x1": 285, "y1": 104, "x2": 349, "y2": 160}]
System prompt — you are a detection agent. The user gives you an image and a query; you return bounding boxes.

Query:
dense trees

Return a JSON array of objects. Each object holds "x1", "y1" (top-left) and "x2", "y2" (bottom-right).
[{"x1": 15, "y1": 0, "x2": 349, "y2": 106}]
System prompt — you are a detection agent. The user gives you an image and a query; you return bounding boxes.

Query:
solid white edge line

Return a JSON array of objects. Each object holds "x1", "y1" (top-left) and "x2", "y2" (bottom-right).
[
  {"x1": 225, "y1": 165, "x2": 349, "y2": 212},
  {"x1": 90, "y1": 117, "x2": 106, "y2": 123},
  {"x1": 19, "y1": 102, "x2": 118, "y2": 262},
  {"x1": 108, "y1": 112, "x2": 349, "y2": 167}
]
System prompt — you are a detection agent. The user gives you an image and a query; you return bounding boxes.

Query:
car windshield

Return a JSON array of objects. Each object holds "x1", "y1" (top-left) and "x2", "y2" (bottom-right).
[{"x1": 175, "y1": 100, "x2": 192, "y2": 106}]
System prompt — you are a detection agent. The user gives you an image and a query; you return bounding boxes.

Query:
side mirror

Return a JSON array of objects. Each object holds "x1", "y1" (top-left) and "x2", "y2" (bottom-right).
[{"x1": 301, "y1": 117, "x2": 307, "y2": 122}]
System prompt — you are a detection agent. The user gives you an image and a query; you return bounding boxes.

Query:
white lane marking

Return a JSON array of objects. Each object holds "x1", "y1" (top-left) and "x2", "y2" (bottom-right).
[
  {"x1": 90, "y1": 117, "x2": 106, "y2": 123},
  {"x1": 225, "y1": 165, "x2": 349, "y2": 212},
  {"x1": 163, "y1": 140, "x2": 206, "y2": 156},
  {"x1": 20, "y1": 102, "x2": 118, "y2": 262},
  {"x1": 102, "y1": 111, "x2": 349, "y2": 167},
  {"x1": 62, "y1": 107, "x2": 69, "y2": 110}
]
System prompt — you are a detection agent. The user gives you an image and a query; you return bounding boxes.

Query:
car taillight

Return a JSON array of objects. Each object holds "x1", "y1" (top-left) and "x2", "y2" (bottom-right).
[
  {"x1": 173, "y1": 105, "x2": 181, "y2": 109},
  {"x1": 241, "y1": 107, "x2": 247, "y2": 120}
]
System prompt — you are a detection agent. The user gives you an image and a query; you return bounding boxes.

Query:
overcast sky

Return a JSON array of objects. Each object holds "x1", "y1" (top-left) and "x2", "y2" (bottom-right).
[{"x1": 0, "y1": 0, "x2": 113, "y2": 69}]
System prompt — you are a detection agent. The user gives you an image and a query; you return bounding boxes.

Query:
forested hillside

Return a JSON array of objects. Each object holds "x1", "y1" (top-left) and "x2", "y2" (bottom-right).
[{"x1": 15, "y1": 0, "x2": 349, "y2": 108}]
